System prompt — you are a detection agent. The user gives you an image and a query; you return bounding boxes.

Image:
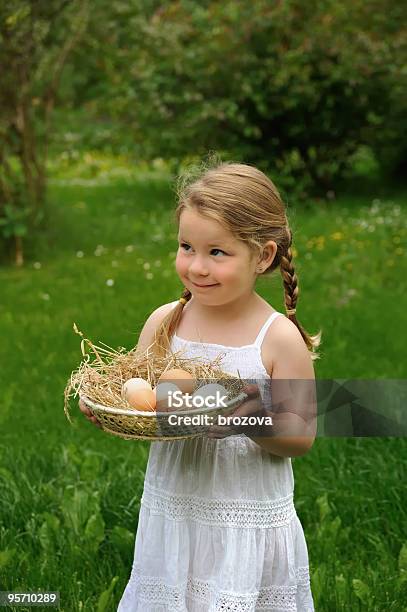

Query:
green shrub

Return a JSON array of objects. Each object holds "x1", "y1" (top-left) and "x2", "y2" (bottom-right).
[{"x1": 67, "y1": 0, "x2": 406, "y2": 198}]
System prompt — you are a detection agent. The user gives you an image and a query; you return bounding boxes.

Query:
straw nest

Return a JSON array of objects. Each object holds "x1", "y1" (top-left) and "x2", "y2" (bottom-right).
[{"x1": 63, "y1": 323, "x2": 247, "y2": 441}]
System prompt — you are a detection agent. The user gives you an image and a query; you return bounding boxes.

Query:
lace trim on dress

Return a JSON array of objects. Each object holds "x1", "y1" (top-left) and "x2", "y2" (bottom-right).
[
  {"x1": 122, "y1": 571, "x2": 312, "y2": 611},
  {"x1": 142, "y1": 482, "x2": 296, "y2": 528},
  {"x1": 187, "y1": 576, "x2": 298, "y2": 611},
  {"x1": 295, "y1": 566, "x2": 310, "y2": 586}
]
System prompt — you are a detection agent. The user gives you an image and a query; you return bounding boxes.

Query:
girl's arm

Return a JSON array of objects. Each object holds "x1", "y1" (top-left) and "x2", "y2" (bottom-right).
[{"x1": 249, "y1": 321, "x2": 317, "y2": 458}]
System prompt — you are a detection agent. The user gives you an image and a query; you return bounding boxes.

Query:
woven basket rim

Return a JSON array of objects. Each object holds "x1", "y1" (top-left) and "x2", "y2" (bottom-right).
[{"x1": 80, "y1": 391, "x2": 248, "y2": 417}]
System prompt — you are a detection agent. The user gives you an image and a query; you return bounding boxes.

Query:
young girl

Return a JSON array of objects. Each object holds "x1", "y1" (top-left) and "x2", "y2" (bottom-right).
[{"x1": 82, "y1": 161, "x2": 321, "y2": 611}]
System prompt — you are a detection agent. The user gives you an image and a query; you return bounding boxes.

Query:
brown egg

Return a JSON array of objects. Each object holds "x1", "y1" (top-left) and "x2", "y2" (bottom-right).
[
  {"x1": 122, "y1": 378, "x2": 156, "y2": 411},
  {"x1": 158, "y1": 368, "x2": 195, "y2": 395}
]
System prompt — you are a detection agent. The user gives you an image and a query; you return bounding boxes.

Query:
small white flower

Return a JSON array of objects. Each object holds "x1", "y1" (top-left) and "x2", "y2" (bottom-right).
[
  {"x1": 162, "y1": 269, "x2": 171, "y2": 277},
  {"x1": 41, "y1": 293, "x2": 50, "y2": 301},
  {"x1": 106, "y1": 279, "x2": 114, "y2": 287},
  {"x1": 143, "y1": 262, "x2": 151, "y2": 270},
  {"x1": 146, "y1": 272, "x2": 154, "y2": 280},
  {"x1": 76, "y1": 251, "x2": 84, "y2": 258},
  {"x1": 33, "y1": 262, "x2": 42, "y2": 269},
  {"x1": 111, "y1": 260, "x2": 118, "y2": 267},
  {"x1": 94, "y1": 244, "x2": 106, "y2": 256},
  {"x1": 154, "y1": 260, "x2": 162, "y2": 267},
  {"x1": 152, "y1": 234, "x2": 163, "y2": 242},
  {"x1": 125, "y1": 245, "x2": 134, "y2": 253}
]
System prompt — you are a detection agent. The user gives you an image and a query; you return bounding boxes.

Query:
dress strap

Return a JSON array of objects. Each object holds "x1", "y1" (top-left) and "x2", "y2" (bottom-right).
[{"x1": 253, "y1": 312, "x2": 283, "y2": 348}]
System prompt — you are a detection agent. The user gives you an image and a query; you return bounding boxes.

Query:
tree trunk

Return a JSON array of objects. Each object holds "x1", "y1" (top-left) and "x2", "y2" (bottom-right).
[{"x1": 15, "y1": 235, "x2": 24, "y2": 267}]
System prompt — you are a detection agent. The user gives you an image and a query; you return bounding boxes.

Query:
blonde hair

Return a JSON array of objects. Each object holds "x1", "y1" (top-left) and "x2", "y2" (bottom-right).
[{"x1": 154, "y1": 157, "x2": 322, "y2": 361}]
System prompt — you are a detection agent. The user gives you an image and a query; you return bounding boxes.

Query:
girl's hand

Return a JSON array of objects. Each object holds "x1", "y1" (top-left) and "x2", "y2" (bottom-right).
[
  {"x1": 79, "y1": 398, "x2": 103, "y2": 429},
  {"x1": 208, "y1": 383, "x2": 268, "y2": 439}
]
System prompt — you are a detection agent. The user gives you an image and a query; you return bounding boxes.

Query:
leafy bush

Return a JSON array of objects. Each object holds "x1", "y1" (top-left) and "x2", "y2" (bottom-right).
[{"x1": 68, "y1": 0, "x2": 406, "y2": 198}]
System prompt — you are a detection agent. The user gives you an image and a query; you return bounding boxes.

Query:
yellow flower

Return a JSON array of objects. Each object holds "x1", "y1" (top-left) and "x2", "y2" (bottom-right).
[
  {"x1": 306, "y1": 236, "x2": 324, "y2": 250},
  {"x1": 331, "y1": 232, "x2": 344, "y2": 240},
  {"x1": 292, "y1": 247, "x2": 298, "y2": 257}
]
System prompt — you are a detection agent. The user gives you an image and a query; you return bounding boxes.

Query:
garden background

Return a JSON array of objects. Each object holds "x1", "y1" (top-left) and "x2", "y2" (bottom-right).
[{"x1": 1, "y1": 1, "x2": 406, "y2": 610}]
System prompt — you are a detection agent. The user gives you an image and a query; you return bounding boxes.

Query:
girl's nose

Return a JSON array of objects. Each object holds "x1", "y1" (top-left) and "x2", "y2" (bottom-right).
[{"x1": 189, "y1": 256, "x2": 209, "y2": 276}]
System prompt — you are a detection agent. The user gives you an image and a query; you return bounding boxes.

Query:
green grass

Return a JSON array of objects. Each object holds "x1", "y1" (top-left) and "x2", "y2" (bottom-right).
[{"x1": 1, "y1": 167, "x2": 407, "y2": 610}]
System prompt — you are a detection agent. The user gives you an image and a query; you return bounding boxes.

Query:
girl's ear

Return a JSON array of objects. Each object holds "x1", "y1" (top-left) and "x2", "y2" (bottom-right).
[{"x1": 256, "y1": 241, "x2": 277, "y2": 272}]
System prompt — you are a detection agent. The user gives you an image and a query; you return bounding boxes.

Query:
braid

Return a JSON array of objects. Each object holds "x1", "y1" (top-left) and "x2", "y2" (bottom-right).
[
  {"x1": 280, "y1": 229, "x2": 298, "y2": 317},
  {"x1": 180, "y1": 287, "x2": 192, "y2": 305},
  {"x1": 152, "y1": 287, "x2": 192, "y2": 358},
  {"x1": 279, "y1": 229, "x2": 321, "y2": 360}
]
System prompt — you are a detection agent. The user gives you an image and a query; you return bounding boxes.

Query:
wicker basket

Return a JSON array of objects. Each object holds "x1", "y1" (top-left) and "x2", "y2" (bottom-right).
[{"x1": 80, "y1": 389, "x2": 248, "y2": 441}]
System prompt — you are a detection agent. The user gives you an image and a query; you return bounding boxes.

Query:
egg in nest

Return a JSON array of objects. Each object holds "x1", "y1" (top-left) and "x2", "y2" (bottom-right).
[
  {"x1": 122, "y1": 377, "x2": 156, "y2": 411},
  {"x1": 158, "y1": 368, "x2": 195, "y2": 395}
]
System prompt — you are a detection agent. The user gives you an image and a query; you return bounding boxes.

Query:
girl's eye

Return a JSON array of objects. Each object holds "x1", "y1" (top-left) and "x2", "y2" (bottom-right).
[{"x1": 180, "y1": 243, "x2": 226, "y2": 257}]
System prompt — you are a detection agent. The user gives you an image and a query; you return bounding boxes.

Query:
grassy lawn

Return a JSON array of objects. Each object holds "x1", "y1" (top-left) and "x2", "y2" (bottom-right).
[{"x1": 1, "y1": 163, "x2": 406, "y2": 610}]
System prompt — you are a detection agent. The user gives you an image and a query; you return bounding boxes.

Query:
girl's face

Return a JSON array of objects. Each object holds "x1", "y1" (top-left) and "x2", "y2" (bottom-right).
[{"x1": 175, "y1": 208, "x2": 259, "y2": 305}]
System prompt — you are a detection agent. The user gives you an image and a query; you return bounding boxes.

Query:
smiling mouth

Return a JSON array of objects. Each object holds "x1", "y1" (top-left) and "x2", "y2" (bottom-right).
[{"x1": 191, "y1": 281, "x2": 219, "y2": 288}]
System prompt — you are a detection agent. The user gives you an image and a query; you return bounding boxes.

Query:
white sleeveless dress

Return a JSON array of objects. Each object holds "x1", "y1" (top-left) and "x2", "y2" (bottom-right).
[{"x1": 118, "y1": 303, "x2": 314, "y2": 611}]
